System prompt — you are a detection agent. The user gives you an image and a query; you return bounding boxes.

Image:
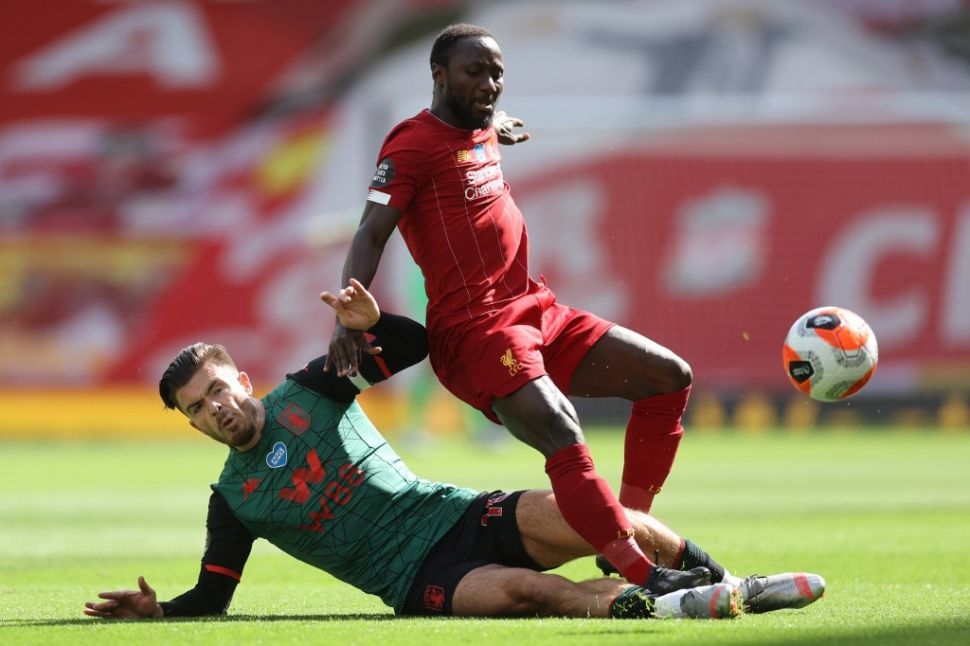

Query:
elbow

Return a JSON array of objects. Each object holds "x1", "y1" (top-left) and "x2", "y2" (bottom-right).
[
  {"x1": 397, "y1": 336, "x2": 428, "y2": 370},
  {"x1": 397, "y1": 316, "x2": 429, "y2": 364},
  {"x1": 413, "y1": 334, "x2": 429, "y2": 363}
]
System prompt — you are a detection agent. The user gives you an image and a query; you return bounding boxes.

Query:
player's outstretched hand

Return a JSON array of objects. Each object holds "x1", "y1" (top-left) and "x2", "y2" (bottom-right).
[
  {"x1": 83, "y1": 575, "x2": 164, "y2": 619},
  {"x1": 494, "y1": 110, "x2": 530, "y2": 145},
  {"x1": 321, "y1": 278, "x2": 381, "y2": 331},
  {"x1": 322, "y1": 278, "x2": 382, "y2": 377}
]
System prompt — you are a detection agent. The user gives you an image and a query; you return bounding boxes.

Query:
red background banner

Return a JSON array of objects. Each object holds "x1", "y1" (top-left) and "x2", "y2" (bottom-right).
[
  {"x1": 2, "y1": 1, "x2": 969, "y2": 398},
  {"x1": 511, "y1": 132, "x2": 970, "y2": 392}
]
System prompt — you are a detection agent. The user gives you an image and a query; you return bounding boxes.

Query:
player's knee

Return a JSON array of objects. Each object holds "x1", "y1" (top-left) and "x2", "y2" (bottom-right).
[
  {"x1": 666, "y1": 355, "x2": 692, "y2": 392},
  {"x1": 634, "y1": 354, "x2": 691, "y2": 397}
]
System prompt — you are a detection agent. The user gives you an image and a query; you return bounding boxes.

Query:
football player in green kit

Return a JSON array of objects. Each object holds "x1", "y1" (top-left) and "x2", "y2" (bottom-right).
[{"x1": 83, "y1": 280, "x2": 823, "y2": 621}]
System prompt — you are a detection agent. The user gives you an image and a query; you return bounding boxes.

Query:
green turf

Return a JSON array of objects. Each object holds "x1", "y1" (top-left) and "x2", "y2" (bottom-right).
[{"x1": 1, "y1": 429, "x2": 969, "y2": 644}]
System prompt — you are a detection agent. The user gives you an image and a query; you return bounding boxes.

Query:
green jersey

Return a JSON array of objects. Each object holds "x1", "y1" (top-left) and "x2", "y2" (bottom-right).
[{"x1": 212, "y1": 378, "x2": 478, "y2": 611}]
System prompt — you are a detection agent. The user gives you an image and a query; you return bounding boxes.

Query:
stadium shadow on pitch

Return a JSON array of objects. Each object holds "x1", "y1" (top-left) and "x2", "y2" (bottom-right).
[
  {"x1": 2, "y1": 613, "x2": 395, "y2": 627},
  {"x1": 0, "y1": 617, "x2": 661, "y2": 636},
  {"x1": 3, "y1": 614, "x2": 657, "y2": 629},
  {"x1": 8, "y1": 615, "x2": 969, "y2": 637}
]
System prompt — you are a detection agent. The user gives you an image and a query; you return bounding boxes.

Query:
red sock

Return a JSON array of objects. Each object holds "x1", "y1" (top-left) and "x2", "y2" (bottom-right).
[
  {"x1": 619, "y1": 385, "x2": 691, "y2": 513},
  {"x1": 674, "y1": 537, "x2": 687, "y2": 567},
  {"x1": 545, "y1": 443, "x2": 653, "y2": 585}
]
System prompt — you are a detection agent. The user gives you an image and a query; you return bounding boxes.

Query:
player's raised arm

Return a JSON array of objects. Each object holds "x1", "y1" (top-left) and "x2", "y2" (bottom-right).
[
  {"x1": 292, "y1": 281, "x2": 428, "y2": 401},
  {"x1": 327, "y1": 202, "x2": 403, "y2": 377},
  {"x1": 321, "y1": 278, "x2": 427, "y2": 363}
]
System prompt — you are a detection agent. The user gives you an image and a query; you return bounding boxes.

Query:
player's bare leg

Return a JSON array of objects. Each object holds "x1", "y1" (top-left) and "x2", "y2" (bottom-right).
[
  {"x1": 514, "y1": 491, "x2": 682, "y2": 567},
  {"x1": 450, "y1": 564, "x2": 738, "y2": 619},
  {"x1": 513, "y1": 490, "x2": 709, "y2": 594},
  {"x1": 451, "y1": 565, "x2": 626, "y2": 617},
  {"x1": 570, "y1": 325, "x2": 692, "y2": 514},
  {"x1": 492, "y1": 379, "x2": 706, "y2": 593},
  {"x1": 514, "y1": 491, "x2": 824, "y2": 613},
  {"x1": 491, "y1": 378, "x2": 654, "y2": 586},
  {"x1": 626, "y1": 506, "x2": 827, "y2": 612}
]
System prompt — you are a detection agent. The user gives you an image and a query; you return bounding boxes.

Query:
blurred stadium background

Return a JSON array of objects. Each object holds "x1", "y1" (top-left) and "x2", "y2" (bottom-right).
[{"x1": 2, "y1": 0, "x2": 969, "y2": 440}]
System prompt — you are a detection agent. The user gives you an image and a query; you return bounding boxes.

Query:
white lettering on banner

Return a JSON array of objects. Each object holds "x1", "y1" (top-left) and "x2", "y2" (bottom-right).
[
  {"x1": 14, "y1": 2, "x2": 218, "y2": 90},
  {"x1": 942, "y1": 203, "x2": 970, "y2": 345},
  {"x1": 817, "y1": 207, "x2": 938, "y2": 348},
  {"x1": 664, "y1": 187, "x2": 768, "y2": 294}
]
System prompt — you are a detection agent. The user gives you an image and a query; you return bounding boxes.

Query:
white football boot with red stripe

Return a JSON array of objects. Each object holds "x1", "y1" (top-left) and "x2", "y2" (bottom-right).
[
  {"x1": 731, "y1": 572, "x2": 826, "y2": 613},
  {"x1": 653, "y1": 582, "x2": 742, "y2": 619}
]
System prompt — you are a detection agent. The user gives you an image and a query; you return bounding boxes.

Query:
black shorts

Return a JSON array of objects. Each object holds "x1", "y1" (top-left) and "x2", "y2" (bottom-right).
[{"x1": 399, "y1": 490, "x2": 546, "y2": 616}]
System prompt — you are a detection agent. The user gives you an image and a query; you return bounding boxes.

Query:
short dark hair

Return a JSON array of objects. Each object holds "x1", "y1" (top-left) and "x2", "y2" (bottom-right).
[
  {"x1": 158, "y1": 342, "x2": 236, "y2": 411},
  {"x1": 430, "y1": 23, "x2": 495, "y2": 69}
]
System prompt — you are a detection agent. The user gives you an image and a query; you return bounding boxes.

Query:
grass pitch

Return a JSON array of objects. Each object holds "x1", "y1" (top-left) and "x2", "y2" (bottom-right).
[{"x1": 1, "y1": 429, "x2": 968, "y2": 645}]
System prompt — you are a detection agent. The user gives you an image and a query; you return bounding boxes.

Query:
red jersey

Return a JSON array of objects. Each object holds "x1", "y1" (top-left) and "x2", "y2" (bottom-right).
[{"x1": 367, "y1": 109, "x2": 541, "y2": 335}]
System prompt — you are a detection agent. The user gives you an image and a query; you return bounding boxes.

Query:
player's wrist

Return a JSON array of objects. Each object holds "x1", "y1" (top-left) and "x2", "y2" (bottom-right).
[
  {"x1": 364, "y1": 312, "x2": 382, "y2": 331},
  {"x1": 365, "y1": 312, "x2": 389, "y2": 334}
]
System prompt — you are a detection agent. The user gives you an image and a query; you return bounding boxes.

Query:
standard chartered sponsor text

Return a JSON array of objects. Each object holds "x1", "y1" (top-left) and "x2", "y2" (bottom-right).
[{"x1": 465, "y1": 163, "x2": 504, "y2": 201}]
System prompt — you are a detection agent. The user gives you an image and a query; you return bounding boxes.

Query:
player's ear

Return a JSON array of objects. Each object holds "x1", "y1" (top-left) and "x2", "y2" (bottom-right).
[
  {"x1": 238, "y1": 371, "x2": 253, "y2": 395},
  {"x1": 431, "y1": 62, "x2": 445, "y2": 87}
]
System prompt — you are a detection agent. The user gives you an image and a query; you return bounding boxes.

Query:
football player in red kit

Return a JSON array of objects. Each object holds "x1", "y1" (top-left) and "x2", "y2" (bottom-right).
[{"x1": 327, "y1": 23, "x2": 703, "y2": 593}]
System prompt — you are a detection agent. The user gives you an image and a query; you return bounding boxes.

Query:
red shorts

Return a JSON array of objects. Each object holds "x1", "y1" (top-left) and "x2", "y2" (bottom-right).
[{"x1": 428, "y1": 286, "x2": 614, "y2": 423}]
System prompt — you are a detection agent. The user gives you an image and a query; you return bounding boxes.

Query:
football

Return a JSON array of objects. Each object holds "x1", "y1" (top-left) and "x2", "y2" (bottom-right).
[{"x1": 782, "y1": 306, "x2": 879, "y2": 402}]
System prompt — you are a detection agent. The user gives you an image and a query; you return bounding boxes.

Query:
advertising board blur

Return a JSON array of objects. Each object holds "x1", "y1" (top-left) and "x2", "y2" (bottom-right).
[{"x1": 1, "y1": 0, "x2": 968, "y2": 398}]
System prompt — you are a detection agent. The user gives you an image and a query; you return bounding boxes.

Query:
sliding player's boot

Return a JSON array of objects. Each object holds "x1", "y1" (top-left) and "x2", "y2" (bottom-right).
[
  {"x1": 738, "y1": 572, "x2": 826, "y2": 613},
  {"x1": 610, "y1": 582, "x2": 740, "y2": 620},
  {"x1": 654, "y1": 583, "x2": 742, "y2": 619},
  {"x1": 609, "y1": 586, "x2": 656, "y2": 619},
  {"x1": 645, "y1": 565, "x2": 712, "y2": 594}
]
